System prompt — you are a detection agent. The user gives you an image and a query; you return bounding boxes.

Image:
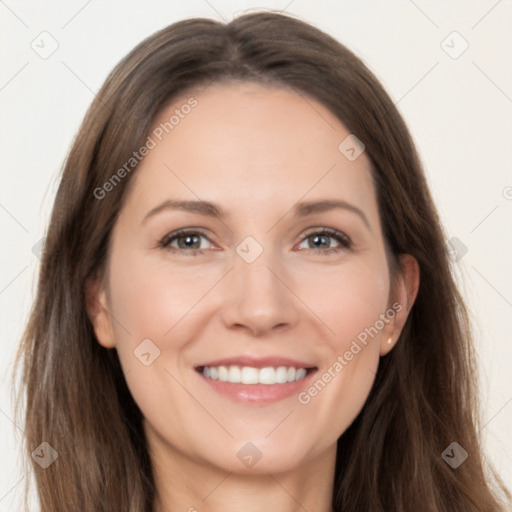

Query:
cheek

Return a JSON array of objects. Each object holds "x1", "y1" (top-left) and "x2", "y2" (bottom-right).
[
  {"x1": 292, "y1": 259, "x2": 389, "y2": 439},
  {"x1": 105, "y1": 255, "x2": 221, "y2": 409},
  {"x1": 103, "y1": 260, "x2": 209, "y2": 447},
  {"x1": 298, "y1": 257, "x2": 390, "y2": 347},
  {"x1": 107, "y1": 254, "x2": 215, "y2": 342}
]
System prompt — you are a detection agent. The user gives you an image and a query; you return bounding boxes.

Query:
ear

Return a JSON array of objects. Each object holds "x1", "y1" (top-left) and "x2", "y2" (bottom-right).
[
  {"x1": 84, "y1": 275, "x2": 116, "y2": 349},
  {"x1": 380, "y1": 254, "x2": 420, "y2": 356}
]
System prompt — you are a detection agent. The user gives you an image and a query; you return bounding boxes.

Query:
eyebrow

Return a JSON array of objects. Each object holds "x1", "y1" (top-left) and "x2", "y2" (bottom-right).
[{"x1": 142, "y1": 198, "x2": 370, "y2": 230}]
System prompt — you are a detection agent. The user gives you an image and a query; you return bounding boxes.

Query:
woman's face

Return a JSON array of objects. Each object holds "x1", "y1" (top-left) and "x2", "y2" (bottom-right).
[{"x1": 89, "y1": 81, "x2": 417, "y2": 475}]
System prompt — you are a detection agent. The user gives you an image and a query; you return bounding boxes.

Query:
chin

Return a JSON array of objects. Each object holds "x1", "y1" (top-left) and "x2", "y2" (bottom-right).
[{"x1": 200, "y1": 437, "x2": 320, "y2": 476}]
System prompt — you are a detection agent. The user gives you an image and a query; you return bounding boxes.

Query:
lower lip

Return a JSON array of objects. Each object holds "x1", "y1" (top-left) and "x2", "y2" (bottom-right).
[{"x1": 198, "y1": 370, "x2": 317, "y2": 404}]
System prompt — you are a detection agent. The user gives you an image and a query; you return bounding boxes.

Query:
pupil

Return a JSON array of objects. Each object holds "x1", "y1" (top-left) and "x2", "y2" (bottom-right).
[
  {"x1": 180, "y1": 235, "x2": 199, "y2": 248},
  {"x1": 311, "y1": 234, "x2": 328, "y2": 248}
]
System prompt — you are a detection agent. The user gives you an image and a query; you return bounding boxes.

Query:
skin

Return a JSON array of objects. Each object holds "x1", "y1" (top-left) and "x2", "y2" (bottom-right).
[{"x1": 87, "y1": 81, "x2": 419, "y2": 512}]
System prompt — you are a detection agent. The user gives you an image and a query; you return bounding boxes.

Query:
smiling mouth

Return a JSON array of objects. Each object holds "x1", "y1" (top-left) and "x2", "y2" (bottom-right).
[{"x1": 196, "y1": 365, "x2": 317, "y2": 385}]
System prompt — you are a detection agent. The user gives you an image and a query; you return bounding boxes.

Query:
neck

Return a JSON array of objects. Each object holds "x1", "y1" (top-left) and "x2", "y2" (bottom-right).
[{"x1": 149, "y1": 436, "x2": 336, "y2": 512}]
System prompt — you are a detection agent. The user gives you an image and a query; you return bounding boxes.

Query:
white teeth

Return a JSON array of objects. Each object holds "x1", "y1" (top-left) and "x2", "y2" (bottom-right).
[
  {"x1": 258, "y1": 367, "x2": 276, "y2": 385},
  {"x1": 295, "y1": 368, "x2": 307, "y2": 381},
  {"x1": 241, "y1": 367, "x2": 259, "y2": 384},
  {"x1": 228, "y1": 365, "x2": 241, "y2": 382},
  {"x1": 201, "y1": 365, "x2": 310, "y2": 385},
  {"x1": 217, "y1": 365, "x2": 228, "y2": 382},
  {"x1": 275, "y1": 366, "x2": 288, "y2": 384}
]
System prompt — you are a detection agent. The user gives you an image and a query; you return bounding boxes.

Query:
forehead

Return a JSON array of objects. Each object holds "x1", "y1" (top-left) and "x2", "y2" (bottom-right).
[{"x1": 124, "y1": 81, "x2": 378, "y2": 225}]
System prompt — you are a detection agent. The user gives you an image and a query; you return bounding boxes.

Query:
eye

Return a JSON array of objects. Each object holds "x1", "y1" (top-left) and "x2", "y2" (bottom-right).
[
  {"x1": 157, "y1": 227, "x2": 352, "y2": 256},
  {"x1": 158, "y1": 229, "x2": 213, "y2": 255},
  {"x1": 296, "y1": 228, "x2": 352, "y2": 255}
]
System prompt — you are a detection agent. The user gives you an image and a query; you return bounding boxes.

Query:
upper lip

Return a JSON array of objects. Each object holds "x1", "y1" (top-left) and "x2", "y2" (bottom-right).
[{"x1": 196, "y1": 355, "x2": 317, "y2": 370}]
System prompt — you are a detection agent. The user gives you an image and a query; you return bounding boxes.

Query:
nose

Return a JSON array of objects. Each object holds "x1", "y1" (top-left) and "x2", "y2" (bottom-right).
[{"x1": 219, "y1": 248, "x2": 300, "y2": 338}]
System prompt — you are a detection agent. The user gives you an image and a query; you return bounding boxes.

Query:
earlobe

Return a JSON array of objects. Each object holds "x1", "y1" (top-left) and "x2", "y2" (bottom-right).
[
  {"x1": 380, "y1": 254, "x2": 420, "y2": 356},
  {"x1": 84, "y1": 277, "x2": 116, "y2": 349}
]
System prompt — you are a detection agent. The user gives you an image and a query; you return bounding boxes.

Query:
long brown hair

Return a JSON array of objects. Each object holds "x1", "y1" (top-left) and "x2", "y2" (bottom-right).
[{"x1": 13, "y1": 11, "x2": 511, "y2": 511}]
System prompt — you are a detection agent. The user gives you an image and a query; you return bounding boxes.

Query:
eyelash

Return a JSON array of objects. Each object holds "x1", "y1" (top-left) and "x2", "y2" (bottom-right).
[{"x1": 157, "y1": 227, "x2": 353, "y2": 256}]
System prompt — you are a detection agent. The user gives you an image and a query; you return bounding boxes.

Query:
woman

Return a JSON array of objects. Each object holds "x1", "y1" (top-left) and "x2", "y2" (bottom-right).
[{"x1": 14, "y1": 10, "x2": 511, "y2": 512}]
